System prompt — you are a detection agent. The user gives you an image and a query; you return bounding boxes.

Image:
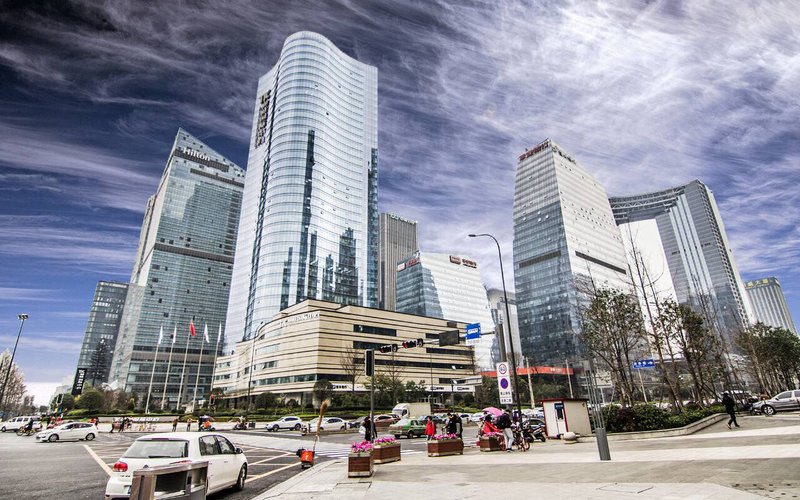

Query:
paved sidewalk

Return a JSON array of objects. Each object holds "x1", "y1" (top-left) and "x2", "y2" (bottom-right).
[{"x1": 253, "y1": 416, "x2": 800, "y2": 499}]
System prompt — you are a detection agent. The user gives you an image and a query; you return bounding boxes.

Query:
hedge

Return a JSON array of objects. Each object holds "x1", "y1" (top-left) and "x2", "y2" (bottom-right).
[{"x1": 601, "y1": 404, "x2": 725, "y2": 433}]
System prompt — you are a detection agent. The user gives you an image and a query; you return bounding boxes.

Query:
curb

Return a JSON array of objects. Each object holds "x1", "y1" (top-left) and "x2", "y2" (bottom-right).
[
  {"x1": 252, "y1": 458, "x2": 342, "y2": 499},
  {"x1": 581, "y1": 413, "x2": 727, "y2": 442}
]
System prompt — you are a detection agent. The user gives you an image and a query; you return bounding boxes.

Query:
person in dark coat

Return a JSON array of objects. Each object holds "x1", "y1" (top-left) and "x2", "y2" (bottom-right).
[
  {"x1": 362, "y1": 417, "x2": 376, "y2": 442},
  {"x1": 722, "y1": 392, "x2": 740, "y2": 429}
]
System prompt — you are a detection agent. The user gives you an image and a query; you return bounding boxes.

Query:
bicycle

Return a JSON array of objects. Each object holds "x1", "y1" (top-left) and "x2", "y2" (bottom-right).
[
  {"x1": 16, "y1": 427, "x2": 39, "y2": 436},
  {"x1": 511, "y1": 426, "x2": 530, "y2": 451}
]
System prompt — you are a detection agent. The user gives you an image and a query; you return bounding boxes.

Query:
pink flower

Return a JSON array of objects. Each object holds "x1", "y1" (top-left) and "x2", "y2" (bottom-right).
[
  {"x1": 350, "y1": 440, "x2": 374, "y2": 453},
  {"x1": 430, "y1": 433, "x2": 459, "y2": 441}
]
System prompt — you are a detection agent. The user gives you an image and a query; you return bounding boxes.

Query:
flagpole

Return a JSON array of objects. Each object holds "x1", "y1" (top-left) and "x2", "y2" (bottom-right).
[
  {"x1": 144, "y1": 326, "x2": 164, "y2": 413},
  {"x1": 208, "y1": 324, "x2": 222, "y2": 408},
  {"x1": 160, "y1": 326, "x2": 177, "y2": 411},
  {"x1": 176, "y1": 325, "x2": 193, "y2": 411},
  {"x1": 191, "y1": 324, "x2": 208, "y2": 410}
]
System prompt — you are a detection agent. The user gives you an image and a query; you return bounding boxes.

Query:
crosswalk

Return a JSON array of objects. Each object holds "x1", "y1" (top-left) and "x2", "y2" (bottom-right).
[{"x1": 217, "y1": 432, "x2": 426, "y2": 459}]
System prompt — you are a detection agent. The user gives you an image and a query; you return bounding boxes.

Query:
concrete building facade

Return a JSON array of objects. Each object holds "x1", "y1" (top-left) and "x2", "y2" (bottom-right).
[{"x1": 378, "y1": 213, "x2": 419, "y2": 311}]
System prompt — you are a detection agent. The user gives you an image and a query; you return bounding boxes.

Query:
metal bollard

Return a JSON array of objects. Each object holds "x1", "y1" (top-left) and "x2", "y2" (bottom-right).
[{"x1": 130, "y1": 461, "x2": 208, "y2": 500}]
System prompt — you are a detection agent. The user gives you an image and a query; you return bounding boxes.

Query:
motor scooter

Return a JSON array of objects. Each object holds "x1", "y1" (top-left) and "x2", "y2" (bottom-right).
[{"x1": 523, "y1": 420, "x2": 547, "y2": 443}]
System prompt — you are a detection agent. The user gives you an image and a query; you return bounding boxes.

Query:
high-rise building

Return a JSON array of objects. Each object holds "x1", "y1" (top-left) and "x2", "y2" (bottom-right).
[
  {"x1": 513, "y1": 139, "x2": 630, "y2": 364},
  {"x1": 745, "y1": 277, "x2": 797, "y2": 334},
  {"x1": 76, "y1": 281, "x2": 128, "y2": 386},
  {"x1": 226, "y1": 31, "x2": 379, "y2": 350},
  {"x1": 609, "y1": 180, "x2": 753, "y2": 341},
  {"x1": 378, "y1": 213, "x2": 419, "y2": 310},
  {"x1": 396, "y1": 252, "x2": 495, "y2": 368},
  {"x1": 109, "y1": 129, "x2": 244, "y2": 409},
  {"x1": 486, "y1": 288, "x2": 521, "y2": 366}
]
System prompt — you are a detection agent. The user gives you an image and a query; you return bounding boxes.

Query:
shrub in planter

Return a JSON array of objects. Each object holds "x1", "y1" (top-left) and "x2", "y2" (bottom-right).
[
  {"x1": 373, "y1": 436, "x2": 401, "y2": 464},
  {"x1": 348, "y1": 441, "x2": 374, "y2": 477},
  {"x1": 632, "y1": 404, "x2": 670, "y2": 431},
  {"x1": 477, "y1": 431, "x2": 504, "y2": 452},
  {"x1": 427, "y1": 433, "x2": 463, "y2": 457}
]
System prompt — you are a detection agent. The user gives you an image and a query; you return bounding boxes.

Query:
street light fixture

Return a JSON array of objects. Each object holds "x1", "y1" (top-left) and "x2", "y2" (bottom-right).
[
  {"x1": 0, "y1": 314, "x2": 29, "y2": 412},
  {"x1": 468, "y1": 233, "x2": 523, "y2": 418}
]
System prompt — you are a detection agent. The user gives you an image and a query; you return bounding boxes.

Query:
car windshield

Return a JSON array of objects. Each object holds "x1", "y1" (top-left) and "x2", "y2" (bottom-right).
[{"x1": 124, "y1": 439, "x2": 189, "y2": 459}]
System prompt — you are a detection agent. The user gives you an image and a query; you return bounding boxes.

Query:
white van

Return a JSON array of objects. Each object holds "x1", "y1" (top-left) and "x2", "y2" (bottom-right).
[
  {"x1": 391, "y1": 403, "x2": 431, "y2": 419},
  {"x1": 0, "y1": 415, "x2": 39, "y2": 432}
]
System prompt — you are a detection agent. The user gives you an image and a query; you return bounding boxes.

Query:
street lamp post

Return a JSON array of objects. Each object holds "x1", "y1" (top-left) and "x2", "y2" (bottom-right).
[
  {"x1": 468, "y1": 234, "x2": 523, "y2": 418},
  {"x1": 0, "y1": 314, "x2": 29, "y2": 412}
]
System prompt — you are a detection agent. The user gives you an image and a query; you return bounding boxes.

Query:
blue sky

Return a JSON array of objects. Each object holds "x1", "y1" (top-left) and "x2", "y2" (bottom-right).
[{"x1": 1, "y1": 1, "x2": 798, "y2": 404}]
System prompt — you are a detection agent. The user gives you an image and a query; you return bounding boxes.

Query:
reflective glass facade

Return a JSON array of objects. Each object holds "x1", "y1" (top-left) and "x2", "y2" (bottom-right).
[
  {"x1": 745, "y1": 277, "x2": 797, "y2": 334},
  {"x1": 76, "y1": 281, "x2": 128, "y2": 385},
  {"x1": 227, "y1": 32, "x2": 379, "y2": 350},
  {"x1": 378, "y1": 213, "x2": 419, "y2": 310},
  {"x1": 610, "y1": 180, "x2": 753, "y2": 341},
  {"x1": 109, "y1": 129, "x2": 244, "y2": 409},
  {"x1": 513, "y1": 139, "x2": 629, "y2": 364}
]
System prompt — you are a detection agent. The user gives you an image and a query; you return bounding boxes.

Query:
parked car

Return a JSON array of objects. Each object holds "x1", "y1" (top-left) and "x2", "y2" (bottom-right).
[
  {"x1": 264, "y1": 416, "x2": 303, "y2": 431},
  {"x1": 104, "y1": 432, "x2": 247, "y2": 500},
  {"x1": 36, "y1": 422, "x2": 97, "y2": 442},
  {"x1": 752, "y1": 390, "x2": 800, "y2": 416},
  {"x1": 0, "y1": 415, "x2": 39, "y2": 432},
  {"x1": 389, "y1": 418, "x2": 427, "y2": 439},
  {"x1": 307, "y1": 417, "x2": 348, "y2": 433},
  {"x1": 469, "y1": 412, "x2": 486, "y2": 423}
]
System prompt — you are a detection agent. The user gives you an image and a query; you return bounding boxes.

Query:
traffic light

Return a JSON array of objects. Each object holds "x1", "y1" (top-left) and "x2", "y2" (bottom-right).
[
  {"x1": 379, "y1": 344, "x2": 398, "y2": 354},
  {"x1": 401, "y1": 339, "x2": 425, "y2": 349},
  {"x1": 364, "y1": 349, "x2": 375, "y2": 376}
]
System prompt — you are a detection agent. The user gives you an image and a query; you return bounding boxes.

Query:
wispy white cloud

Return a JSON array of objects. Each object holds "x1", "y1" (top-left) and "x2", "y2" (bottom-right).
[{"x1": 0, "y1": 287, "x2": 63, "y2": 302}]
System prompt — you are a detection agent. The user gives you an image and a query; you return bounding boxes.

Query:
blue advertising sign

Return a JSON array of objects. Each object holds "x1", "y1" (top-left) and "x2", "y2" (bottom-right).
[
  {"x1": 465, "y1": 323, "x2": 481, "y2": 346},
  {"x1": 632, "y1": 359, "x2": 656, "y2": 369}
]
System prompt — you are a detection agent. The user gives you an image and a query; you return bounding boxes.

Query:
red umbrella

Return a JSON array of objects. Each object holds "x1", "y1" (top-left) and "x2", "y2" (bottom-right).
[{"x1": 482, "y1": 407, "x2": 503, "y2": 417}]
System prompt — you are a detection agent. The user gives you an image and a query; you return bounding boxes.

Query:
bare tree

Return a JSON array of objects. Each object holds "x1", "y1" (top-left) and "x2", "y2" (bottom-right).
[
  {"x1": 339, "y1": 346, "x2": 363, "y2": 393},
  {"x1": 0, "y1": 350, "x2": 28, "y2": 416}
]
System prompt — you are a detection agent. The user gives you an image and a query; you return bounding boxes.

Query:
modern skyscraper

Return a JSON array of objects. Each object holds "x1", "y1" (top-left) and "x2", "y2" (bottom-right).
[
  {"x1": 109, "y1": 129, "x2": 244, "y2": 409},
  {"x1": 513, "y1": 139, "x2": 630, "y2": 364},
  {"x1": 226, "y1": 31, "x2": 379, "y2": 350},
  {"x1": 378, "y1": 213, "x2": 419, "y2": 310},
  {"x1": 486, "y1": 288, "x2": 520, "y2": 366},
  {"x1": 76, "y1": 281, "x2": 128, "y2": 386},
  {"x1": 609, "y1": 180, "x2": 753, "y2": 341},
  {"x1": 396, "y1": 252, "x2": 495, "y2": 368},
  {"x1": 745, "y1": 277, "x2": 797, "y2": 334}
]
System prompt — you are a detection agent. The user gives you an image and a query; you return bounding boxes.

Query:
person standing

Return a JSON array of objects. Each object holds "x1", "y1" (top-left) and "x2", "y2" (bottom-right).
[
  {"x1": 496, "y1": 409, "x2": 514, "y2": 452},
  {"x1": 186, "y1": 416, "x2": 193, "y2": 432},
  {"x1": 722, "y1": 392, "x2": 740, "y2": 429},
  {"x1": 424, "y1": 416, "x2": 436, "y2": 441},
  {"x1": 171, "y1": 417, "x2": 179, "y2": 432},
  {"x1": 453, "y1": 413, "x2": 463, "y2": 439},
  {"x1": 362, "y1": 417, "x2": 376, "y2": 442},
  {"x1": 445, "y1": 413, "x2": 456, "y2": 435}
]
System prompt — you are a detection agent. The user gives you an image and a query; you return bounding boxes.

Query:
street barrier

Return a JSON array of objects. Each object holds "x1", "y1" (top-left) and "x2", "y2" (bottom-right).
[{"x1": 129, "y1": 460, "x2": 208, "y2": 500}]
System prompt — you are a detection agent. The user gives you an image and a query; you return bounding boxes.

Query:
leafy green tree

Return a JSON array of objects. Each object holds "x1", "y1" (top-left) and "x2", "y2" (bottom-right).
[
  {"x1": 312, "y1": 380, "x2": 333, "y2": 406},
  {"x1": 76, "y1": 388, "x2": 105, "y2": 412},
  {"x1": 255, "y1": 391, "x2": 277, "y2": 410},
  {"x1": 405, "y1": 380, "x2": 427, "y2": 401}
]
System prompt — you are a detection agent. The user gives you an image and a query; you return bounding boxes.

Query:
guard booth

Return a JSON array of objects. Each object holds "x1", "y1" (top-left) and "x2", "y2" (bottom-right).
[{"x1": 540, "y1": 398, "x2": 591, "y2": 438}]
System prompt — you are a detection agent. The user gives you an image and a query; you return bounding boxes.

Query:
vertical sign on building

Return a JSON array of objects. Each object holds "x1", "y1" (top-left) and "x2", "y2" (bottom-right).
[
  {"x1": 71, "y1": 368, "x2": 87, "y2": 396},
  {"x1": 496, "y1": 362, "x2": 513, "y2": 404},
  {"x1": 465, "y1": 323, "x2": 481, "y2": 346}
]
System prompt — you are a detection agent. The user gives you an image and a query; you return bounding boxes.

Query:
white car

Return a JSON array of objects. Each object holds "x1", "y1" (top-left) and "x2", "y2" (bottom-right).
[
  {"x1": 36, "y1": 422, "x2": 97, "y2": 442},
  {"x1": 264, "y1": 415, "x2": 303, "y2": 431},
  {"x1": 469, "y1": 412, "x2": 486, "y2": 423},
  {"x1": 1, "y1": 415, "x2": 39, "y2": 432},
  {"x1": 104, "y1": 432, "x2": 247, "y2": 500},
  {"x1": 307, "y1": 417, "x2": 348, "y2": 433}
]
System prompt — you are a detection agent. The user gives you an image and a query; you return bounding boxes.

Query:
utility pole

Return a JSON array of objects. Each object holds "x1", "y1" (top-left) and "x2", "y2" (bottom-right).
[
  {"x1": 566, "y1": 358, "x2": 574, "y2": 398},
  {"x1": 525, "y1": 357, "x2": 535, "y2": 408}
]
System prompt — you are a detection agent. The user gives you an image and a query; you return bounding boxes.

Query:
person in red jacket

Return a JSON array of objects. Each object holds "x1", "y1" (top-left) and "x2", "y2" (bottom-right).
[
  {"x1": 424, "y1": 416, "x2": 436, "y2": 440},
  {"x1": 480, "y1": 414, "x2": 500, "y2": 436}
]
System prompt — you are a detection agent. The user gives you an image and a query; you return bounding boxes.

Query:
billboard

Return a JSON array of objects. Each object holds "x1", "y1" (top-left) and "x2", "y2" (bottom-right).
[{"x1": 71, "y1": 368, "x2": 87, "y2": 396}]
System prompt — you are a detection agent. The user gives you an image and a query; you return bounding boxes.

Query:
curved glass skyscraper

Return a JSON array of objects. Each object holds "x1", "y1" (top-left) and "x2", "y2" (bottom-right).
[{"x1": 227, "y1": 32, "x2": 378, "y2": 348}]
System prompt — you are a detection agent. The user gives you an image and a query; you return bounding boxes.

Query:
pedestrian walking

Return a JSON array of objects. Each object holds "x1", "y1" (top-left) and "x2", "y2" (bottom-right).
[
  {"x1": 424, "y1": 416, "x2": 436, "y2": 441},
  {"x1": 722, "y1": 392, "x2": 740, "y2": 429},
  {"x1": 496, "y1": 409, "x2": 514, "y2": 452},
  {"x1": 445, "y1": 413, "x2": 457, "y2": 435},
  {"x1": 171, "y1": 417, "x2": 178, "y2": 432},
  {"x1": 186, "y1": 416, "x2": 192, "y2": 432},
  {"x1": 362, "y1": 417, "x2": 376, "y2": 442}
]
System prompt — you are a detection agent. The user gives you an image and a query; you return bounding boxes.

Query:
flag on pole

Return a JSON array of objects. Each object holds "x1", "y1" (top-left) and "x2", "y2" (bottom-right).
[
  {"x1": 172, "y1": 326, "x2": 177, "y2": 344},
  {"x1": 190, "y1": 321, "x2": 196, "y2": 337},
  {"x1": 217, "y1": 324, "x2": 222, "y2": 343},
  {"x1": 203, "y1": 324, "x2": 210, "y2": 343},
  {"x1": 158, "y1": 326, "x2": 164, "y2": 345}
]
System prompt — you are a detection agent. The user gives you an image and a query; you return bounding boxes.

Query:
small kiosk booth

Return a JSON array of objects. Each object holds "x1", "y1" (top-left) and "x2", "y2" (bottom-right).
[{"x1": 540, "y1": 398, "x2": 591, "y2": 438}]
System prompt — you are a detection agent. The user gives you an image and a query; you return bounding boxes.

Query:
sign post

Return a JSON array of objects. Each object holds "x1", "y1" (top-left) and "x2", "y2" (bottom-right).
[
  {"x1": 465, "y1": 323, "x2": 481, "y2": 346},
  {"x1": 632, "y1": 359, "x2": 655, "y2": 403},
  {"x1": 496, "y1": 362, "x2": 513, "y2": 404}
]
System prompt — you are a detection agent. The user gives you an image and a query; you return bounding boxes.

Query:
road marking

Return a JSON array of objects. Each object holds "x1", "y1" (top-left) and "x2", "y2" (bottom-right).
[
  {"x1": 84, "y1": 444, "x2": 112, "y2": 477},
  {"x1": 250, "y1": 454, "x2": 295, "y2": 464},
  {"x1": 246, "y1": 462, "x2": 298, "y2": 481}
]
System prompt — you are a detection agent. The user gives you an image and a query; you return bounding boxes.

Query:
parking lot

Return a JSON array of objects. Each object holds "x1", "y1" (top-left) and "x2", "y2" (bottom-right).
[{"x1": 0, "y1": 430, "x2": 320, "y2": 500}]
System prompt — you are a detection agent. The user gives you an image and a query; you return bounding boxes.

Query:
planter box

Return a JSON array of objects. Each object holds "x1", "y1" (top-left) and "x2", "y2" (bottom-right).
[
  {"x1": 479, "y1": 436, "x2": 504, "y2": 452},
  {"x1": 427, "y1": 438, "x2": 463, "y2": 457},
  {"x1": 348, "y1": 452, "x2": 374, "y2": 477},
  {"x1": 373, "y1": 443, "x2": 401, "y2": 464}
]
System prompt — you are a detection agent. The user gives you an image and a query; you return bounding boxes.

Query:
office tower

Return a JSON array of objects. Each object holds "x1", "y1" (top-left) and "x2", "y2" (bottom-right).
[
  {"x1": 109, "y1": 129, "x2": 244, "y2": 409},
  {"x1": 745, "y1": 277, "x2": 797, "y2": 334},
  {"x1": 76, "y1": 281, "x2": 128, "y2": 386},
  {"x1": 610, "y1": 180, "x2": 753, "y2": 341},
  {"x1": 396, "y1": 252, "x2": 495, "y2": 368},
  {"x1": 487, "y1": 288, "x2": 521, "y2": 365},
  {"x1": 513, "y1": 139, "x2": 630, "y2": 364},
  {"x1": 226, "y1": 31, "x2": 379, "y2": 350},
  {"x1": 378, "y1": 213, "x2": 419, "y2": 310}
]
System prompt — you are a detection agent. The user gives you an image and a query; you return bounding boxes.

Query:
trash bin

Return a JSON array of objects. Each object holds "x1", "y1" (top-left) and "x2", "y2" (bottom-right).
[{"x1": 129, "y1": 460, "x2": 208, "y2": 500}]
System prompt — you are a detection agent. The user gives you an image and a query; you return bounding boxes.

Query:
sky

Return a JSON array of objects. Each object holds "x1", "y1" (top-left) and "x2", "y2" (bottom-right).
[{"x1": 1, "y1": 0, "x2": 798, "y2": 406}]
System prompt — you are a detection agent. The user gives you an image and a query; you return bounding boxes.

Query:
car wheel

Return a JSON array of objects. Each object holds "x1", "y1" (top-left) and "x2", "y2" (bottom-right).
[
  {"x1": 85, "y1": 433, "x2": 95, "y2": 441},
  {"x1": 48, "y1": 434, "x2": 59, "y2": 442},
  {"x1": 762, "y1": 405, "x2": 776, "y2": 416},
  {"x1": 272, "y1": 425, "x2": 279, "y2": 432},
  {"x1": 1, "y1": 427, "x2": 5, "y2": 432},
  {"x1": 340, "y1": 425, "x2": 346, "y2": 430},
  {"x1": 294, "y1": 424, "x2": 301, "y2": 431},
  {"x1": 406, "y1": 431, "x2": 415, "y2": 439},
  {"x1": 394, "y1": 434, "x2": 401, "y2": 439},
  {"x1": 234, "y1": 464, "x2": 247, "y2": 491}
]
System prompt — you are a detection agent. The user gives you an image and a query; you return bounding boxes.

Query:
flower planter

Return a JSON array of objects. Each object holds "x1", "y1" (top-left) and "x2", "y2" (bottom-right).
[
  {"x1": 373, "y1": 443, "x2": 401, "y2": 464},
  {"x1": 347, "y1": 452, "x2": 374, "y2": 477},
  {"x1": 427, "y1": 438, "x2": 463, "y2": 457},
  {"x1": 479, "y1": 436, "x2": 504, "y2": 452}
]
